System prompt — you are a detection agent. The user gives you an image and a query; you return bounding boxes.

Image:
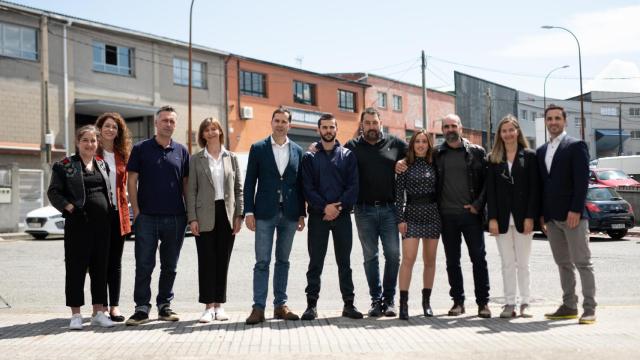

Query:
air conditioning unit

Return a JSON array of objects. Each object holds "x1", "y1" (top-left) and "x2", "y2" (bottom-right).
[{"x1": 240, "y1": 106, "x2": 254, "y2": 120}]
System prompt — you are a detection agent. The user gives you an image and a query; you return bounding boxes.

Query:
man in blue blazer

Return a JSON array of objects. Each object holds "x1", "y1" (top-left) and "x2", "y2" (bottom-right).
[
  {"x1": 244, "y1": 107, "x2": 306, "y2": 325},
  {"x1": 537, "y1": 104, "x2": 596, "y2": 324}
]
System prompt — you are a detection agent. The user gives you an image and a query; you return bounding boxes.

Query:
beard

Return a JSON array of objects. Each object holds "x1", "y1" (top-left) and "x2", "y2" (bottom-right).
[
  {"x1": 445, "y1": 131, "x2": 460, "y2": 143},
  {"x1": 364, "y1": 129, "x2": 380, "y2": 142},
  {"x1": 321, "y1": 133, "x2": 336, "y2": 142}
]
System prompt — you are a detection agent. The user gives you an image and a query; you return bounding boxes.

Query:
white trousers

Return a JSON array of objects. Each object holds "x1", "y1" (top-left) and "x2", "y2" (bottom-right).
[{"x1": 496, "y1": 225, "x2": 533, "y2": 305}]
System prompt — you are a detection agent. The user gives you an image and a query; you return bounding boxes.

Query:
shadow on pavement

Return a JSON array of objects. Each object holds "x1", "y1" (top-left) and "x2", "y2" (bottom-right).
[{"x1": 0, "y1": 314, "x2": 577, "y2": 340}]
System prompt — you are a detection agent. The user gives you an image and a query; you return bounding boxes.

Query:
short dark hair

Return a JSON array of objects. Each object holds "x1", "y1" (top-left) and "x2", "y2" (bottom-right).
[
  {"x1": 317, "y1": 113, "x2": 336, "y2": 127},
  {"x1": 544, "y1": 104, "x2": 567, "y2": 120},
  {"x1": 156, "y1": 105, "x2": 177, "y2": 117},
  {"x1": 272, "y1": 106, "x2": 292, "y2": 122},
  {"x1": 360, "y1": 107, "x2": 381, "y2": 122}
]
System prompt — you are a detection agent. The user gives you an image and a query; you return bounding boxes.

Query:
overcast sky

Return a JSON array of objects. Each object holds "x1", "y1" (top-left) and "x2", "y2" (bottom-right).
[{"x1": 9, "y1": 0, "x2": 640, "y2": 99}]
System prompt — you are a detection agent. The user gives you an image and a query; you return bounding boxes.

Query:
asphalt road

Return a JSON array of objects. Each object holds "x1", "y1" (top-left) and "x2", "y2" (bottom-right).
[{"x1": 1, "y1": 217, "x2": 639, "y2": 316}]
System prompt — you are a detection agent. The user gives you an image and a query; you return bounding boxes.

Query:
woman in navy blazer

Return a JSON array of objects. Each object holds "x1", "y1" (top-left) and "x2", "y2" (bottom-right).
[{"x1": 486, "y1": 115, "x2": 540, "y2": 319}]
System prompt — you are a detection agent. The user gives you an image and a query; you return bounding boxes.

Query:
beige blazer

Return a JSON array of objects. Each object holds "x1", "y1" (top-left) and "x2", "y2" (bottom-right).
[{"x1": 187, "y1": 148, "x2": 243, "y2": 232}]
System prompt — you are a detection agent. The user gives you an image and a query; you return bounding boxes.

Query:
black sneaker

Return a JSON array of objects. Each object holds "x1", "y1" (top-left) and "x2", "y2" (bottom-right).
[
  {"x1": 158, "y1": 307, "x2": 179, "y2": 321},
  {"x1": 383, "y1": 301, "x2": 397, "y2": 317},
  {"x1": 301, "y1": 306, "x2": 318, "y2": 321},
  {"x1": 367, "y1": 301, "x2": 384, "y2": 317},
  {"x1": 125, "y1": 311, "x2": 150, "y2": 326}
]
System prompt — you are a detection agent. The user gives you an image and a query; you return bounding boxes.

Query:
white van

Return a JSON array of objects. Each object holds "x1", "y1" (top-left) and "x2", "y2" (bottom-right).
[{"x1": 594, "y1": 155, "x2": 640, "y2": 178}]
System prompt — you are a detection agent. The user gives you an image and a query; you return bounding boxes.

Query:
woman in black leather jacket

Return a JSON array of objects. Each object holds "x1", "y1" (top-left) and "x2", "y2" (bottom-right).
[{"x1": 48, "y1": 125, "x2": 115, "y2": 330}]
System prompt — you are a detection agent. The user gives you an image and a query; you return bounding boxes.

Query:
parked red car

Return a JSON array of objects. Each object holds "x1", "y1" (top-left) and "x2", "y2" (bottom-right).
[{"x1": 588, "y1": 168, "x2": 640, "y2": 187}]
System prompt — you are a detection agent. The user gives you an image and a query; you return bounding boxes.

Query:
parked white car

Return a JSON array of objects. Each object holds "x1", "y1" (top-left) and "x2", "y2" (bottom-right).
[{"x1": 24, "y1": 206, "x2": 64, "y2": 240}]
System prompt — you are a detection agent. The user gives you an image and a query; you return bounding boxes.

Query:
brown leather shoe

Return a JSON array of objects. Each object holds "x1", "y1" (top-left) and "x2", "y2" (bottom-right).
[
  {"x1": 274, "y1": 305, "x2": 300, "y2": 320},
  {"x1": 448, "y1": 303, "x2": 465, "y2": 316},
  {"x1": 245, "y1": 308, "x2": 265, "y2": 325}
]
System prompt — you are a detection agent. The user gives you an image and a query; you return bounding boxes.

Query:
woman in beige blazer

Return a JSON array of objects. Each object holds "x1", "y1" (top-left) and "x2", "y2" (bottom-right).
[{"x1": 187, "y1": 117, "x2": 243, "y2": 323}]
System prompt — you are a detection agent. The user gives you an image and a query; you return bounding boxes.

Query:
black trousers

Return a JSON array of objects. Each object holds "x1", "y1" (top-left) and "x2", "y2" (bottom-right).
[
  {"x1": 64, "y1": 210, "x2": 111, "y2": 307},
  {"x1": 441, "y1": 212, "x2": 490, "y2": 306},
  {"x1": 305, "y1": 212, "x2": 355, "y2": 302},
  {"x1": 104, "y1": 208, "x2": 125, "y2": 307},
  {"x1": 195, "y1": 201, "x2": 235, "y2": 304}
]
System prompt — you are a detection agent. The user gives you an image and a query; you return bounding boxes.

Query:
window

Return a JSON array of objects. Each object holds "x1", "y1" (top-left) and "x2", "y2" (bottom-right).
[
  {"x1": 338, "y1": 90, "x2": 356, "y2": 112},
  {"x1": 240, "y1": 70, "x2": 266, "y2": 97},
  {"x1": 521, "y1": 109, "x2": 528, "y2": 121},
  {"x1": 92, "y1": 41, "x2": 133, "y2": 76},
  {"x1": 532, "y1": 111, "x2": 537, "y2": 120},
  {"x1": 377, "y1": 92, "x2": 387, "y2": 108},
  {"x1": 0, "y1": 22, "x2": 37, "y2": 60},
  {"x1": 631, "y1": 130, "x2": 640, "y2": 139},
  {"x1": 293, "y1": 80, "x2": 316, "y2": 105},
  {"x1": 600, "y1": 107, "x2": 618, "y2": 116},
  {"x1": 392, "y1": 95, "x2": 402, "y2": 112},
  {"x1": 630, "y1": 108, "x2": 640, "y2": 117},
  {"x1": 173, "y1": 58, "x2": 206, "y2": 88}
]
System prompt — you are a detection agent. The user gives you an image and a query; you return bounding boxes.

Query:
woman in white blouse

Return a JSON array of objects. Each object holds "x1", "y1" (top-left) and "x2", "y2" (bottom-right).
[{"x1": 187, "y1": 118, "x2": 244, "y2": 323}]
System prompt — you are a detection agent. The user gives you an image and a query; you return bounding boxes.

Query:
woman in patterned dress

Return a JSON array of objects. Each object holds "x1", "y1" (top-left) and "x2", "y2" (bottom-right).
[{"x1": 395, "y1": 130, "x2": 441, "y2": 320}]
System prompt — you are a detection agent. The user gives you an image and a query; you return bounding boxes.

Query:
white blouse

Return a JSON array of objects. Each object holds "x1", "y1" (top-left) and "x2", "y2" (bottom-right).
[{"x1": 205, "y1": 148, "x2": 226, "y2": 201}]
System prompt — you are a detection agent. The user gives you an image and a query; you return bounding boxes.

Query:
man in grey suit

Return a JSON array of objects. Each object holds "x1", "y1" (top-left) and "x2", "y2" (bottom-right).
[
  {"x1": 243, "y1": 107, "x2": 306, "y2": 325},
  {"x1": 537, "y1": 104, "x2": 596, "y2": 324}
]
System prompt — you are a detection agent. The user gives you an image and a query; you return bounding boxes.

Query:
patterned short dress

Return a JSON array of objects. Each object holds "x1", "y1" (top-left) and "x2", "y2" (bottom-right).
[{"x1": 395, "y1": 157, "x2": 441, "y2": 239}]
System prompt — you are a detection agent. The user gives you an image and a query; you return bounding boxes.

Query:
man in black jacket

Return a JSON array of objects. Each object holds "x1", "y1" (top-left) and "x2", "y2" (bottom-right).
[{"x1": 434, "y1": 114, "x2": 491, "y2": 318}]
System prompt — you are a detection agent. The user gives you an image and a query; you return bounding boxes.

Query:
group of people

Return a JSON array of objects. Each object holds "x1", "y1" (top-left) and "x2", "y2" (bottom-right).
[{"x1": 47, "y1": 102, "x2": 597, "y2": 330}]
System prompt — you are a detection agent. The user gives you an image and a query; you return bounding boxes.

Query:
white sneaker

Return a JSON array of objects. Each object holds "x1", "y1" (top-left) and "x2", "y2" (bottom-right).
[
  {"x1": 91, "y1": 311, "x2": 115, "y2": 327},
  {"x1": 69, "y1": 314, "x2": 83, "y2": 330},
  {"x1": 199, "y1": 308, "x2": 214, "y2": 323},
  {"x1": 215, "y1": 307, "x2": 229, "y2": 321}
]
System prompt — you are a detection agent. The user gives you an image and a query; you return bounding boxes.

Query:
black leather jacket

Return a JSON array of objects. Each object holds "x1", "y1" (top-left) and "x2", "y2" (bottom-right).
[
  {"x1": 47, "y1": 154, "x2": 113, "y2": 217},
  {"x1": 433, "y1": 139, "x2": 487, "y2": 213}
]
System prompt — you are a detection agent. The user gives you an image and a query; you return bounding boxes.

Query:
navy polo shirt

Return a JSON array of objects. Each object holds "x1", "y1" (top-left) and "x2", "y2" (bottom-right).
[{"x1": 127, "y1": 137, "x2": 190, "y2": 215}]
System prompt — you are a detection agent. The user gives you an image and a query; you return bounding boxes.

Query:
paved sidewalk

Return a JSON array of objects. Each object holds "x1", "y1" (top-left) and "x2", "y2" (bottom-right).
[{"x1": 1, "y1": 305, "x2": 639, "y2": 359}]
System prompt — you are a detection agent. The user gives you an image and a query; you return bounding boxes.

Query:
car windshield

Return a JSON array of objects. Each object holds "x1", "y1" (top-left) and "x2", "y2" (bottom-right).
[
  {"x1": 586, "y1": 187, "x2": 622, "y2": 201},
  {"x1": 597, "y1": 170, "x2": 629, "y2": 180}
]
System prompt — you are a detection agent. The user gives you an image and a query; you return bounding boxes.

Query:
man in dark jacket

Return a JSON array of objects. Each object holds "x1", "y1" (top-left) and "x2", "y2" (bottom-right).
[
  {"x1": 434, "y1": 114, "x2": 491, "y2": 318},
  {"x1": 300, "y1": 113, "x2": 362, "y2": 320},
  {"x1": 537, "y1": 104, "x2": 596, "y2": 324}
]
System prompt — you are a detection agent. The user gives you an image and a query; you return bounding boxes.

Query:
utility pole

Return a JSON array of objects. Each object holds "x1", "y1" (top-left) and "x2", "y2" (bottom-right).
[
  {"x1": 40, "y1": 16, "x2": 51, "y2": 165},
  {"x1": 485, "y1": 88, "x2": 492, "y2": 148},
  {"x1": 421, "y1": 50, "x2": 427, "y2": 130},
  {"x1": 188, "y1": 0, "x2": 195, "y2": 153},
  {"x1": 618, "y1": 101, "x2": 623, "y2": 156}
]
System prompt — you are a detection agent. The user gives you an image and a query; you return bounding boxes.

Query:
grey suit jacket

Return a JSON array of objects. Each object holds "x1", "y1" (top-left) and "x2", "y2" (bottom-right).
[{"x1": 187, "y1": 149, "x2": 243, "y2": 232}]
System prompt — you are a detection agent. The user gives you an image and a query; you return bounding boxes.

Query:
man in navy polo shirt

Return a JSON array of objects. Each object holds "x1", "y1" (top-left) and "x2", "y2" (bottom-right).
[{"x1": 125, "y1": 105, "x2": 190, "y2": 326}]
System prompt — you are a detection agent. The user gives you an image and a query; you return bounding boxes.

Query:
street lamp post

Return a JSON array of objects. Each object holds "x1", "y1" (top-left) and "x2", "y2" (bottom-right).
[
  {"x1": 541, "y1": 25, "x2": 585, "y2": 141},
  {"x1": 188, "y1": 0, "x2": 195, "y2": 153},
  {"x1": 543, "y1": 65, "x2": 570, "y2": 142}
]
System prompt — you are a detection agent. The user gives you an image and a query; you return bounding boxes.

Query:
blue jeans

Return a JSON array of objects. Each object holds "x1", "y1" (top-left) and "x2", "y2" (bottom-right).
[
  {"x1": 354, "y1": 204, "x2": 400, "y2": 303},
  {"x1": 252, "y1": 210, "x2": 298, "y2": 310},
  {"x1": 133, "y1": 213, "x2": 187, "y2": 313}
]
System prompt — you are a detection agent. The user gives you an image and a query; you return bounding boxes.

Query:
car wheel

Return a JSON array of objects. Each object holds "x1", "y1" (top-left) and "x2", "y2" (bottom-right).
[
  {"x1": 606, "y1": 229, "x2": 628, "y2": 240},
  {"x1": 31, "y1": 234, "x2": 47, "y2": 240}
]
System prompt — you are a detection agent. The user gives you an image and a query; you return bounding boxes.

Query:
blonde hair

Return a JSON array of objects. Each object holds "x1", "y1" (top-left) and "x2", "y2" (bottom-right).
[{"x1": 489, "y1": 114, "x2": 529, "y2": 164}]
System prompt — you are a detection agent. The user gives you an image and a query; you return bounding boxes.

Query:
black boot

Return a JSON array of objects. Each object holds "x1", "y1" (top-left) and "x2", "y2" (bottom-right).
[
  {"x1": 342, "y1": 299, "x2": 363, "y2": 319},
  {"x1": 399, "y1": 291, "x2": 409, "y2": 320},
  {"x1": 301, "y1": 298, "x2": 318, "y2": 321},
  {"x1": 422, "y1": 288, "x2": 433, "y2": 317}
]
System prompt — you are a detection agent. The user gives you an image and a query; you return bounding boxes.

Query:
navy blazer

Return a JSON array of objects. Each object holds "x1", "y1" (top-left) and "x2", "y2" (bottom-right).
[
  {"x1": 536, "y1": 135, "x2": 590, "y2": 222},
  {"x1": 486, "y1": 147, "x2": 540, "y2": 233},
  {"x1": 243, "y1": 136, "x2": 306, "y2": 221}
]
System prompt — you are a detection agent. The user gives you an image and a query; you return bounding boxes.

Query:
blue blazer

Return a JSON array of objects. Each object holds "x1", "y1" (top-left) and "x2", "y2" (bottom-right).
[
  {"x1": 243, "y1": 136, "x2": 306, "y2": 221},
  {"x1": 536, "y1": 135, "x2": 589, "y2": 222}
]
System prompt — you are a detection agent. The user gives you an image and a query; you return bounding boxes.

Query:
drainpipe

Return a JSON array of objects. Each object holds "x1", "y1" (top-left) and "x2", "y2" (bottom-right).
[{"x1": 63, "y1": 20, "x2": 71, "y2": 156}]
